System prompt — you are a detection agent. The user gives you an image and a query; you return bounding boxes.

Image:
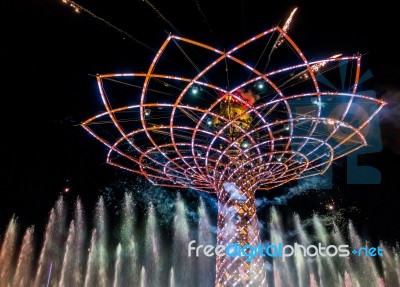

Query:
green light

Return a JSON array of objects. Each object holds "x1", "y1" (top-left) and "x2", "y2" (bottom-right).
[{"x1": 191, "y1": 86, "x2": 199, "y2": 95}]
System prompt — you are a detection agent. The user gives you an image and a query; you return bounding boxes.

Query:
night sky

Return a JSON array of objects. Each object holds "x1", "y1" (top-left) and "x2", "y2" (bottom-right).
[{"x1": 2, "y1": 0, "x2": 400, "y2": 246}]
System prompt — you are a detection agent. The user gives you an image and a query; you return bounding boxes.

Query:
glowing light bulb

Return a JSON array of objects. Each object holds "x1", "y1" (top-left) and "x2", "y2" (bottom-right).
[
  {"x1": 191, "y1": 86, "x2": 199, "y2": 95},
  {"x1": 241, "y1": 140, "x2": 250, "y2": 149}
]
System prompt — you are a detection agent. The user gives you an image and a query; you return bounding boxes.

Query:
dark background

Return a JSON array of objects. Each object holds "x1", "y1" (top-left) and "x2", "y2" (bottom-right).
[{"x1": 2, "y1": 0, "x2": 400, "y2": 245}]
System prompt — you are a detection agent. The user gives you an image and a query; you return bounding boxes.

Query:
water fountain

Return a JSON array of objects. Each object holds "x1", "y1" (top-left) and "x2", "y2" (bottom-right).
[{"x1": 0, "y1": 189, "x2": 399, "y2": 287}]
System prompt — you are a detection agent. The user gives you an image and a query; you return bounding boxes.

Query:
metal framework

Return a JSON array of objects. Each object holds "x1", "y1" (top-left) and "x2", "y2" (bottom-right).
[{"x1": 82, "y1": 26, "x2": 385, "y2": 287}]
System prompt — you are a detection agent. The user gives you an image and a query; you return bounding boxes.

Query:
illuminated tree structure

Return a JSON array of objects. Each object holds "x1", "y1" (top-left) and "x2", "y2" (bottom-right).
[{"x1": 82, "y1": 25, "x2": 385, "y2": 286}]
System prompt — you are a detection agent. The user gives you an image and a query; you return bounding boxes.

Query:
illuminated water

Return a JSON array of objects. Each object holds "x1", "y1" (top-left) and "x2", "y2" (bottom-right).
[{"x1": 0, "y1": 192, "x2": 399, "y2": 287}]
